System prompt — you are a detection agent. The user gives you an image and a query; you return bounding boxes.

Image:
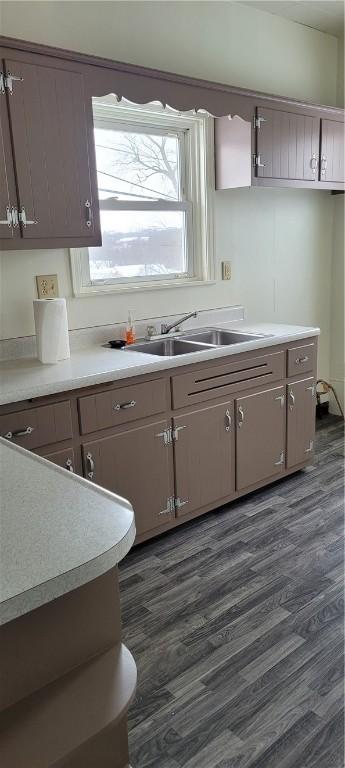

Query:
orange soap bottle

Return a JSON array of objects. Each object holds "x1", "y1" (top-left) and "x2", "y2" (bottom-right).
[{"x1": 125, "y1": 310, "x2": 136, "y2": 345}]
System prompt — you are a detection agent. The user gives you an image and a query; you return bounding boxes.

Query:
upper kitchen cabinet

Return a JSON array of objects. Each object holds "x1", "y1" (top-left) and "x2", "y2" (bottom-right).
[
  {"x1": 0, "y1": 86, "x2": 19, "y2": 244},
  {"x1": 253, "y1": 107, "x2": 320, "y2": 182},
  {"x1": 0, "y1": 49, "x2": 101, "y2": 250},
  {"x1": 215, "y1": 104, "x2": 344, "y2": 192},
  {"x1": 320, "y1": 119, "x2": 345, "y2": 184}
]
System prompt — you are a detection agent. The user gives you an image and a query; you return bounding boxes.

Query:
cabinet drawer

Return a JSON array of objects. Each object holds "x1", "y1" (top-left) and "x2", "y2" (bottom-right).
[
  {"x1": 287, "y1": 343, "x2": 315, "y2": 377},
  {"x1": 44, "y1": 447, "x2": 76, "y2": 473},
  {"x1": 0, "y1": 401, "x2": 73, "y2": 449},
  {"x1": 172, "y1": 351, "x2": 285, "y2": 409},
  {"x1": 78, "y1": 379, "x2": 168, "y2": 434}
]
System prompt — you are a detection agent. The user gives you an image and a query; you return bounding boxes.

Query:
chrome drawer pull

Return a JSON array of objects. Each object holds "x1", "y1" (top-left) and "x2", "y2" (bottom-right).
[
  {"x1": 4, "y1": 426, "x2": 35, "y2": 440},
  {"x1": 296, "y1": 355, "x2": 309, "y2": 364},
  {"x1": 86, "y1": 451, "x2": 95, "y2": 479},
  {"x1": 113, "y1": 399, "x2": 136, "y2": 411},
  {"x1": 237, "y1": 405, "x2": 244, "y2": 428},
  {"x1": 289, "y1": 390, "x2": 295, "y2": 410},
  {"x1": 65, "y1": 458, "x2": 74, "y2": 472},
  {"x1": 225, "y1": 409, "x2": 232, "y2": 432}
]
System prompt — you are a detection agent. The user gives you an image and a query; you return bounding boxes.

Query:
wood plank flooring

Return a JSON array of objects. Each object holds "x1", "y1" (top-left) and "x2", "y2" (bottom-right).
[{"x1": 119, "y1": 415, "x2": 344, "y2": 768}]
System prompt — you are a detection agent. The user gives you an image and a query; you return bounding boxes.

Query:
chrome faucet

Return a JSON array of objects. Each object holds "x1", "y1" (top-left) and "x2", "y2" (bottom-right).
[{"x1": 161, "y1": 311, "x2": 198, "y2": 335}]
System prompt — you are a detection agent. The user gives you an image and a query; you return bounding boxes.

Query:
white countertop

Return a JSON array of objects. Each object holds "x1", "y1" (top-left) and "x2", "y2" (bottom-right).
[
  {"x1": 0, "y1": 321, "x2": 319, "y2": 406},
  {"x1": 0, "y1": 439, "x2": 135, "y2": 625}
]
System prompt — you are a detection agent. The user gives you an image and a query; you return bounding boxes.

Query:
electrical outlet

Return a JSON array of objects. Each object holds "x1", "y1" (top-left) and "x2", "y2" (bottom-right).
[
  {"x1": 222, "y1": 261, "x2": 232, "y2": 280},
  {"x1": 36, "y1": 274, "x2": 59, "y2": 299}
]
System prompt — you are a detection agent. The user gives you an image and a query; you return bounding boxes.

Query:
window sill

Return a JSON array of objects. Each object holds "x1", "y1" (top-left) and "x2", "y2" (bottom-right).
[{"x1": 73, "y1": 278, "x2": 216, "y2": 297}]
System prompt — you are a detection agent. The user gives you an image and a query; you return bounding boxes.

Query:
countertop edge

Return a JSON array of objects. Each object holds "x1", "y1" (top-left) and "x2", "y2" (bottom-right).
[
  {"x1": 0, "y1": 519, "x2": 136, "y2": 625},
  {"x1": 0, "y1": 326, "x2": 320, "y2": 406},
  {"x1": 0, "y1": 441, "x2": 136, "y2": 626}
]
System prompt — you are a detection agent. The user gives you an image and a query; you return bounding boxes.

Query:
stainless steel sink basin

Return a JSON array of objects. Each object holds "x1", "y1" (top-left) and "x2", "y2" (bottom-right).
[
  {"x1": 125, "y1": 338, "x2": 211, "y2": 356},
  {"x1": 180, "y1": 329, "x2": 266, "y2": 345},
  {"x1": 124, "y1": 327, "x2": 268, "y2": 356}
]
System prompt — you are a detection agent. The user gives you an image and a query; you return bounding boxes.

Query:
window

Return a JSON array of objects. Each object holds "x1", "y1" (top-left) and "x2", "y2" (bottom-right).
[{"x1": 70, "y1": 98, "x2": 214, "y2": 295}]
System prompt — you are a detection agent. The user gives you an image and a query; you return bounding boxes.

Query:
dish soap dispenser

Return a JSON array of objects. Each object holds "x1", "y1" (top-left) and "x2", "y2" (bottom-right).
[{"x1": 125, "y1": 310, "x2": 136, "y2": 345}]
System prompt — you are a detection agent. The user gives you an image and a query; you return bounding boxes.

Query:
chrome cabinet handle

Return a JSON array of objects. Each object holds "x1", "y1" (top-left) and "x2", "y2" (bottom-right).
[
  {"x1": 306, "y1": 384, "x2": 316, "y2": 396},
  {"x1": 19, "y1": 207, "x2": 38, "y2": 227},
  {"x1": 305, "y1": 440, "x2": 314, "y2": 453},
  {"x1": 4, "y1": 426, "x2": 35, "y2": 440},
  {"x1": 311, "y1": 153, "x2": 318, "y2": 173},
  {"x1": 225, "y1": 409, "x2": 232, "y2": 432},
  {"x1": 86, "y1": 451, "x2": 95, "y2": 479},
  {"x1": 85, "y1": 200, "x2": 92, "y2": 228},
  {"x1": 113, "y1": 399, "x2": 136, "y2": 411},
  {"x1": 65, "y1": 458, "x2": 74, "y2": 472},
  {"x1": 289, "y1": 390, "x2": 295, "y2": 410},
  {"x1": 0, "y1": 206, "x2": 13, "y2": 227},
  {"x1": 237, "y1": 405, "x2": 244, "y2": 428},
  {"x1": 296, "y1": 355, "x2": 309, "y2": 364}
]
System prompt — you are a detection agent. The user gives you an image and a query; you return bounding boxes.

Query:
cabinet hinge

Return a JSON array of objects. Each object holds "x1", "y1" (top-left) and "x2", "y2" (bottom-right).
[
  {"x1": 0, "y1": 71, "x2": 24, "y2": 95},
  {"x1": 159, "y1": 496, "x2": 175, "y2": 515},
  {"x1": 274, "y1": 451, "x2": 285, "y2": 467},
  {"x1": 0, "y1": 206, "x2": 19, "y2": 228},
  {"x1": 305, "y1": 440, "x2": 314, "y2": 454},
  {"x1": 275, "y1": 394, "x2": 285, "y2": 407},
  {"x1": 253, "y1": 115, "x2": 267, "y2": 129},
  {"x1": 156, "y1": 427, "x2": 172, "y2": 445},
  {"x1": 253, "y1": 153, "x2": 265, "y2": 168},
  {"x1": 156, "y1": 425, "x2": 187, "y2": 445}
]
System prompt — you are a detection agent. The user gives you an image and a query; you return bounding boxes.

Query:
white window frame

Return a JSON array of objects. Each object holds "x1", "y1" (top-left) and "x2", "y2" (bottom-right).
[{"x1": 70, "y1": 100, "x2": 215, "y2": 296}]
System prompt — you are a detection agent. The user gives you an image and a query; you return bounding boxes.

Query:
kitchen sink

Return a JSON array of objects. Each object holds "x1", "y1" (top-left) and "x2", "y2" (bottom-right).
[
  {"x1": 179, "y1": 329, "x2": 266, "y2": 345},
  {"x1": 125, "y1": 338, "x2": 212, "y2": 356},
  {"x1": 124, "y1": 328, "x2": 268, "y2": 357}
]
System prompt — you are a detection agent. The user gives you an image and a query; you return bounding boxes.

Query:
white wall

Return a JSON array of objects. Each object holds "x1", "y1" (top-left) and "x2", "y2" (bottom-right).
[
  {"x1": 0, "y1": 1, "x2": 343, "y2": 393},
  {"x1": 1, "y1": 1, "x2": 338, "y2": 105}
]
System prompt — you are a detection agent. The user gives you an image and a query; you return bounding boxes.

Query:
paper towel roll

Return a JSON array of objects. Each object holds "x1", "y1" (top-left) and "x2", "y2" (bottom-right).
[{"x1": 33, "y1": 298, "x2": 70, "y2": 364}]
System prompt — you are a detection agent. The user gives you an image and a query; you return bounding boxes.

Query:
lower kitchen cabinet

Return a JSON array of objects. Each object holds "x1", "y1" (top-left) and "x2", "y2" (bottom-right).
[
  {"x1": 82, "y1": 419, "x2": 175, "y2": 536},
  {"x1": 43, "y1": 447, "x2": 75, "y2": 473},
  {"x1": 287, "y1": 378, "x2": 316, "y2": 468},
  {"x1": 173, "y1": 401, "x2": 234, "y2": 516},
  {"x1": 236, "y1": 385, "x2": 286, "y2": 490}
]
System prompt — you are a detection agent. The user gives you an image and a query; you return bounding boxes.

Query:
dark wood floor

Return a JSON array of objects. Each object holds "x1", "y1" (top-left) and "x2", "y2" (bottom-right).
[{"x1": 119, "y1": 415, "x2": 344, "y2": 768}]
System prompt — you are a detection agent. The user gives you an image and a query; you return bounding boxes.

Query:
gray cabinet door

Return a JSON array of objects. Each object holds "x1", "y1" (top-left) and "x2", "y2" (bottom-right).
[
  {"x1": 255, "y1": 107, "x2": 319, "y2": 181},
  {"x1": 82, "y1": 420, "x2": 175, "y2": 536},
  {"x1": 3, "y1": 53, "x2": 100, "y2": 245},
  {"x1": 173, "y1": 401, "x2": 234, "y2": 516},
  {"x1": 236, "y1": 386, "x2": 286, "y2": 490},
  {"x1": 287, "y1": 378, "x2": 316, "y2": 468},
  {"x1": 320, "y1": 119, "x2": 345, "y2": 183},
  {"x1": 0, "y1": 84, "x2": 19, "y2": 245}
]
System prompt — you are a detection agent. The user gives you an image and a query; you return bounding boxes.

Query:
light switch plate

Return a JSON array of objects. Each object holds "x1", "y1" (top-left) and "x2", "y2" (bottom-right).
[
  {"x1": 222, "y1": 261, "x2": 232, "y2": 280},
  {"x1": 36, "y1": 274, "x2": 59, "y2": 299}
]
